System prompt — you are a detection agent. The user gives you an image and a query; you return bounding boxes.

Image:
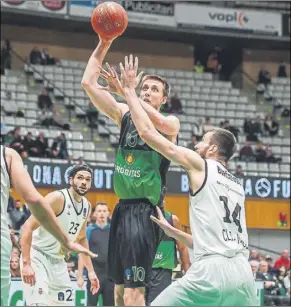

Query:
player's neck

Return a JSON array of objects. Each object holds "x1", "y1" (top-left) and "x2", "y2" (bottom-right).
[
  {"x1": 69, "y1": 187, "x2": 82, "y2": 203},
  {"x1": 96, "y1": 220, "x2": 107, "y2": 227}
]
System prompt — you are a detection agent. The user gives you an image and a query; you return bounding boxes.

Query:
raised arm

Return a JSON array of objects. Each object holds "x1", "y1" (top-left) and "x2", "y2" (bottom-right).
[{"x1": 81, "y1": 39, "x2": 128, "y2": 127}]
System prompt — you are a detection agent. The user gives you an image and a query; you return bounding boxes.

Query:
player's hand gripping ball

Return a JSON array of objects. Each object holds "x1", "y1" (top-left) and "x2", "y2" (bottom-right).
[{"x1": 91, "y1": 1, "x2": 128, "y2": 40}]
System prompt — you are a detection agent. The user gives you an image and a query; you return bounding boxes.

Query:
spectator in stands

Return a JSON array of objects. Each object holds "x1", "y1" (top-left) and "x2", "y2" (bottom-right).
[
  {"x1": 86, "y1": 102, "x2": 99, "y2": 126},
  {"x1": 249, "y1": 249, "x2": 260, "y2": 262},
  {"x1": 274, "y1": 250, "x2": 290, "y2": 270},
  {"x1": 40, "y1": 48, "x2": 56, "y2": 66},
  {"x1": 34, "y1": 131, "x2": 49, "y2": 158},
  {"x1": 203, "y1": 117, "x2": 214, "y2": 132},
  {"x1": 22, "y1": 132, "x2": 39, "y2": 157},
  {"x1": 29, "y1": 46, "x2": 42, "y2": 65},
  {"x1": 67, "y1": 155, "x2": 73, "y2": 164},
  {"x1": 206, "y1": 52, "x2": 221, "y2": 79},
  {"x1": 51, "y1": 133, "x2": 68, "y2": 159},
  {"x1": 9, "y1": 228, "x2": 19, "y2": 248},
  {"x1": 252, "y1": 116, "x2": 264, "y2": 136},
  {"x1": 3, "y1": 130, "x2": 15, "y2": 146},
  {"x1": 223, "y1": 120, "x2": 239, "y2": 140},
  {"x1": 266, "y1": 255, "x2": 277, "y2": 276},
  {"x1": 1, "y1": 39, "x2": 11, "y2": 75},
  {"x1": 264, "y1": 115, "x2": 279, "y2": 137},
  {"x1": 277, "y1": 61, "x2": 287, "y2": 78},
  {"x1": 9, "y1": 127, "x2": 25, "y2": 154},
  {"x1": 255, "y1": 141, "x2": 266, "y2": 162},
  {"x1": 277, "y1": 266, "x2": 287, "y2": 291},
  {"x1": 193, "y1": 61, "x2": 204, "y2": 73},
  {"x1": 77, "y1": 156, "x2": 85, "y2": 165},
  {"x1": 169, "y1": 93, "x2": 183, "y2": 114},
  {"x1": 281, "y1": 107, "x2": 290, "y2": 118},
  {"x1": 283, "y1": 269, "x2": 290, "y2": 295},
  {"x1": 187, "y1": 135, "x2": 198, "y2": 151},
  {"x1": 234, "y1": 165, "x2": 244, "y2": 177},
  {"x1": 67, "y1": 261, "x2": 77, "y2": 280},
  {"x1": 38, "y1": 88, "x2": 53, "y2": 110},
  {"x1": 192, "y1": 119, "x2": 204, "y2": 141},
  {"x1": 11, "y1": 247, "x2": 20, "y2": 259},
  {"x1": 259, "y1": 260, "x2": 279, "y2": 295},
  {"x1": 239, "y1": 141, "x2": 255, "y2": 162},
  {"x1": 257, "y1": 66, "x2": 271, "y2": 86},
  {"x1": 250, "y1": 260, "x2": 264, "y2": 280},
  {"x1": 8, "y1": 200, "x2": 27, "y2": 231},
  {"x1": 265, "y1": 144, "x2": 282, "y2": 163},
  {"x1": 10, "y1": 256, "x2": 21, "y2": 278}
]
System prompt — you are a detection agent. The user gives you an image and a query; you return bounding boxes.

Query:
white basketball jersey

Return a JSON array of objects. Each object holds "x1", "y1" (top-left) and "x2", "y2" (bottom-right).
[
  {"x1": 32, "y1": 188, "x2": 90, "y2": 259},
  {"x1": 1, "y1": 145, "x2": 11, "y2": 243},
  {"x1": 190, "y1": 159, "x2": 249, "y2": 261}
]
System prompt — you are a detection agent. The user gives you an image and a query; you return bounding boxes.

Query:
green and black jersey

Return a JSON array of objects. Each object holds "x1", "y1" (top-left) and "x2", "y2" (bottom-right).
[{"x1": 113, "y1": 111, "x2": 172, "y2": 206}]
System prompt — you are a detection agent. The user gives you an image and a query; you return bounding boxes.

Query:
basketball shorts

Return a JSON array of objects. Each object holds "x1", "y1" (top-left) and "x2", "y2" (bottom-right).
[
  {"x1": 145, "y1": 268, "x2": 172, "y2": 305},
  {"x1": 20, "y1": 247, "x2": 73, "y2": 306},
  {"x1": 108, "y1": 198, "x2": 161, "y2": 288},
  {"x1": 151, "y1": 254, "x2": 259, "y2": 306},
  {"x1": 1, "y1": 236, "x2": 12, "y2": 306}
]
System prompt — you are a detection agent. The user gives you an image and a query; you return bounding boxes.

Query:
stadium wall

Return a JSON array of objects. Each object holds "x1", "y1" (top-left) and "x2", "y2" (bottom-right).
[{"x1": 1, "y1": 24, "x2": 194, "y2": 70}]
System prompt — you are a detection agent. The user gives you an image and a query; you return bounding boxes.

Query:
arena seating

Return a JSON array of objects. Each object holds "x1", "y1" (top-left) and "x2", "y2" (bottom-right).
[{"x1": 1, "y1": 60, "x2": 290, "y2": 178}]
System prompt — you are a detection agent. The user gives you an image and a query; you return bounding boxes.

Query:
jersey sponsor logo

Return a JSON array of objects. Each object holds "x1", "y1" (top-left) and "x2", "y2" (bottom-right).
[
  {"x1": 217, "y1": 165, "x2": 242, "y2": 185},
  {"x1": 115, "y1": 165, "x2": 141, "y2": 178},
  {"x1": 155, "y1": 252, "x2": 163, "y2": 260},
  {"x1": 125, "y1": 153, "x2": 135, "y2": 165},
  {"x1": 58, "y1": 292, "x2": 65, "y2": 301}
]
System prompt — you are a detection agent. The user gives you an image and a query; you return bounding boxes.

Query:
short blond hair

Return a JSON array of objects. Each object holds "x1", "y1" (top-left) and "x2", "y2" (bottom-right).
[{"x1": 141, "y1": 75, "x2": 170, "y2": 97}]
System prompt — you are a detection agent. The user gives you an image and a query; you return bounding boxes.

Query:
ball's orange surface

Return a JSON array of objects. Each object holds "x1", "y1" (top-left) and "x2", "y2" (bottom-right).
[{"x1": 91, "y1": 1, "x2": 128, "y2": 39}]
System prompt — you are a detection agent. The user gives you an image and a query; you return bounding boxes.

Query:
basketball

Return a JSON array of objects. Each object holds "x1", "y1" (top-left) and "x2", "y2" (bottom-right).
[{"x1": 91, "y1": 1, "x2": 128, "y2": 39}]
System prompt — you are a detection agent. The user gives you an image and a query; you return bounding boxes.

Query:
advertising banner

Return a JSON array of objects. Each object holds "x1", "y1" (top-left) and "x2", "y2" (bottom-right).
[
  {"x1": 69, "y1": 0, "x2": 176, "y2": 27},
  {"x1": 23, "y1": 160, "x2": 290, "y2": 200},
  {"x1": 1, "y1": 0, "x2": 67, "y2": 15},
  {"x1": 175, "y1": 3, "x2": 282, "y2": 36},
  {"x1": 7, "y1": 279, "x2": 265, "y2": 306}
]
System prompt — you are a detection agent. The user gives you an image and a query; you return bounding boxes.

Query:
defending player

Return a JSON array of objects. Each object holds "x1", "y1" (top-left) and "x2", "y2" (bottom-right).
[
  {"x1": 110, "y1": 55, "x2": 258, "y2": 306},
  {"x1": 20, "y1": 165, "x2": 99, "y2": 306},
  {"x1": 81, "y1": 38, "x2": 180, "y2": 306},
  {"x1": 0, "y1": 146, "x2": 95, "y2": 306}
]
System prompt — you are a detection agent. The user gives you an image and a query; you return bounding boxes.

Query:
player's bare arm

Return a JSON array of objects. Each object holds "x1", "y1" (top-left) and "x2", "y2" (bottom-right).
[
  {"x1": 20, "y1": 191, "x2": 64, "y2": 286},
  {"x1": 81, "y1": 38, "x2": 129, "y2": 127},
  {"x1": 151, "y1": 207, "x2": 193, "y2": 249},
  {"x1": 100, "y1": 63, "x2": 180, "y2": 140},
  {"x1": 172, "y1": 215, "x2": 191, "y2": 272},
  {"x1": 7, "y1": 148, "x2": 71, "y2": 248},
  {"x1": 76, "y1": 211, "x2": 100, "y2": 295}
]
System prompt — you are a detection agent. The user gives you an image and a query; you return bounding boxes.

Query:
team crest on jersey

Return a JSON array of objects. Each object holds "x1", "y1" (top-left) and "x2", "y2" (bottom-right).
[
  {"x1": 83, "y1": 207, "x2": 87, "y2": 219},
  {"x1": 125, "y1": 153, "x2": 135, "y2": 165},
  {"x1": 58, "y1": 292, "x2": 65, "y2": 301},
  {"x1": 125, "y1": 269, "x2": 132, "y2": 281}
]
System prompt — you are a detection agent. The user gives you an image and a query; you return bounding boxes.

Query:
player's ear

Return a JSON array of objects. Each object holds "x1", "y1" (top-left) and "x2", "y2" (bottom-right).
[
  {"x1": 69, "y1": 176, "x2": 73, "y2": 186},
  {"x1": 209, "y1": 144, "x2": 219, "y2": 155},
  {"x1": 161, "y1": 96, "x2": 167, "y2": 105}
]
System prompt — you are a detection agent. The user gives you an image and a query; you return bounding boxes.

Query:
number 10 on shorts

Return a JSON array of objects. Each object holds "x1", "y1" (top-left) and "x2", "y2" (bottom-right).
[{"x1": 132, "y1": 266, "x2": 145, "y2": 282}]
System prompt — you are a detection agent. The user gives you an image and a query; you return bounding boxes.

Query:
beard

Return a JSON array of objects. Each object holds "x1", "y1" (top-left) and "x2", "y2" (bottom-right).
[{"x1": 72, "y1": 182, "x2": 88, "y2": 196}]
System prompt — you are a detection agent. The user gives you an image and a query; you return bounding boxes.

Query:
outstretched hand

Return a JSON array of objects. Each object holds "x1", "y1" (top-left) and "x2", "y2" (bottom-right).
[
  {"x1": 150, "y1": 206, "x2": 174, "y2": 238},
  {"x1": 120, "y1": 54, "x2": 143, "y2": 90},
  {"x1": 62, "y1": 241, "x2": 98, "y2": 259},
  {"x1": 99, "y1": 63, "x2": 125, "y2": 97}
]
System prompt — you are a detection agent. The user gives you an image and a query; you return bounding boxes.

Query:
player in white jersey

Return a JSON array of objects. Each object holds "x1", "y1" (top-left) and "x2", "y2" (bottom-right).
[
  {"x1": 101, "y1": 55, "x2": 258, "y2": 306},
  {"x1": 0, "y1": 146, "x2": 95, "y2": 306},
  {"x1": 20, "y1": 164, "x2": 99, "y2": 306}
]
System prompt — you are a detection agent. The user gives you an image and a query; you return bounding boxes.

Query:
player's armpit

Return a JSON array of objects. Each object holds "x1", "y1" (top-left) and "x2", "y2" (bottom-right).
[{"x1": 44, "y1": 191, "x2": 66, "y2": 216}]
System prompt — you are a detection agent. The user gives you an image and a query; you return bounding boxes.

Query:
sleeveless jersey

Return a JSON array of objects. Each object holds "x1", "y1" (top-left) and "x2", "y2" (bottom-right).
[
  {"x1": 152, "y1": 211, "x2": 178, "y2": 270},
  {"x1": 32, "y1": 188, "x2": 90, "y2": 259},
  {"x1": 190, "y1": 159, "x2": 249, "y2": 261},
  {"x1": 114, "y1": 111, "x2": 171, "y2": 206},
  {"x1": 1, "y1": 145, "x2": 11, "y2": 245}
]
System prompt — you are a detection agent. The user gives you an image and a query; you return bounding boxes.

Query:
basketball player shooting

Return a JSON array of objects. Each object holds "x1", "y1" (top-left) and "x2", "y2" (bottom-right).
[
  {"x1": 0, "y1": 146, "x2": 96, "y2": 306},
  {"x1": 102, "y1": 55, "x2": 259, "y2": 306},
  {"x1": 20, "y1": 165, "x2": 99, "y2": 306},
  {"x1": 81, "y1": 37, "x2": 180, "y2": 306}
]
